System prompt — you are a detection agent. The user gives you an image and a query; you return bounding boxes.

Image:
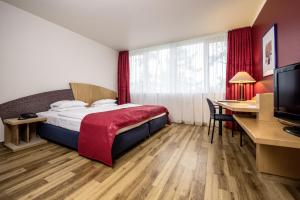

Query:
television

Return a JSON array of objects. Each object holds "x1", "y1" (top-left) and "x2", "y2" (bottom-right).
[{"x1": 274, "y1": 62, "x2": 300, "y2": 136}]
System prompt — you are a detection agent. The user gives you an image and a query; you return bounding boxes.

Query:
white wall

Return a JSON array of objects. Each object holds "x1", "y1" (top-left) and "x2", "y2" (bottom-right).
[{"x1": 0, "y1": 1, "x2": 118, "y2": 141}]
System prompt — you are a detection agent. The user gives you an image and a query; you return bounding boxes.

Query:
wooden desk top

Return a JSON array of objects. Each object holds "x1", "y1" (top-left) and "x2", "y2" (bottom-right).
[
  {"x1": 216, "y1": 100, "x2": 259, "y2": 112},
  {"x1": 234, "y1": 114, "x2": 300, "y2": 149},
  {"x1": 3, "y1": 117, "x2": 47, "y2": 126}
]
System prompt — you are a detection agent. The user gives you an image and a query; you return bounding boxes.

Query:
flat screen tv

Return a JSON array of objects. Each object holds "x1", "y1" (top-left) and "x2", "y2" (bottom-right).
[{"x1": 274, "y1": 62, "x2": 300, "y2": 136}]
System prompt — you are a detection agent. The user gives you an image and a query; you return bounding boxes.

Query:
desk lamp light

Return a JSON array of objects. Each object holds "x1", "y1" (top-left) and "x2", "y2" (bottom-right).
[{"x1": 229, "y1": 72, "x2": 256, "y2": 101}]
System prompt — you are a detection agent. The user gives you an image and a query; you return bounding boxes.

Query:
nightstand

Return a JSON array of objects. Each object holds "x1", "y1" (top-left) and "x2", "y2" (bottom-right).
[{"x1": 3, "y1": 117, "x2": 47, "y2": 151}]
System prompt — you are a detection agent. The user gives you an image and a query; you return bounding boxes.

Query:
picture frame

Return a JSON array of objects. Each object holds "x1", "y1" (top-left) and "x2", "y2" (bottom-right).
[{"x1": 262, "y1": 24, "x2": 277, "y2": 77}]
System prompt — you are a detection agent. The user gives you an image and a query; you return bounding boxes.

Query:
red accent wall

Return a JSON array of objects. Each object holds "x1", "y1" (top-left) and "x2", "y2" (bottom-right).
[{"x1": 252, "y1": 0, "x2": 300, "y2": 94}]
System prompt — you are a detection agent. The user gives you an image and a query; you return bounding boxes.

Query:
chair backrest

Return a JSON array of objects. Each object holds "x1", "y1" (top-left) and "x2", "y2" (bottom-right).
[{"x1": 206, "y1": 98, "x2": 216, "y2": 117}]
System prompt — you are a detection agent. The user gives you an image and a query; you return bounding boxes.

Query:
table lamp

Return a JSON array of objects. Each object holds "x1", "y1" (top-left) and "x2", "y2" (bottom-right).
[{"x1": 229, "y1": 71, "x2": 256, "y2": 101}]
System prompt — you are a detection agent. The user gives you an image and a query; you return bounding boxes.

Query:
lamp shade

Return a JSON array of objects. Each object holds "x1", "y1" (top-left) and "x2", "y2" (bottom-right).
[{"x1": 229, "y1": 72, "x2": 256, "y2": 84}]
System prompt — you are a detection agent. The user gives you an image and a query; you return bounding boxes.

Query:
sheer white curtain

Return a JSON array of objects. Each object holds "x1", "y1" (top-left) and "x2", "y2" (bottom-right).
[{"x1": 130, "y1": 33, "x2": 227, "y2": 125}]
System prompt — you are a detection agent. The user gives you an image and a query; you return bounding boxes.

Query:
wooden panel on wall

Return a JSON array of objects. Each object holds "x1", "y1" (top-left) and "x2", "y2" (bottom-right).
[
  {"x1": 256, "y1": 93, "x2": 275, "y2": 121},
  {"x1": 69, "y1": 83, "x2": 117, "y2": 105}
]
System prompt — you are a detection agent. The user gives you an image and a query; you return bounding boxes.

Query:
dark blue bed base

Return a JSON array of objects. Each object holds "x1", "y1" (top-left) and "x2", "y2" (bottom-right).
[{"x1": 37, "y1": 115, "x2": 168, "y2": 159}]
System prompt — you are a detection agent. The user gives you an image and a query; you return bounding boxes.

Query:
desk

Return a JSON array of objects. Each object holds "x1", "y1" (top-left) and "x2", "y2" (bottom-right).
[
  {"x1": 215, "y1": 100, "x2": 259, "y2": 135},
  {"x1": 234, "y1": 114, "x2": 300, "y2": 178}
]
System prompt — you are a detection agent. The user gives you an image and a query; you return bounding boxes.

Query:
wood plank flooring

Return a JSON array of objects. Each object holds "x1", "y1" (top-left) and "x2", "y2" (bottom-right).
[{"x1": 0, "y1": 124, "x2": 300, "y2": 200}]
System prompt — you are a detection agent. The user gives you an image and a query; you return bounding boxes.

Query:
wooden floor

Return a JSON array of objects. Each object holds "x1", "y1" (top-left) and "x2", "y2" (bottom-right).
[{"x1": 0, "y1": 124, "x2": 300, "y2": 200}]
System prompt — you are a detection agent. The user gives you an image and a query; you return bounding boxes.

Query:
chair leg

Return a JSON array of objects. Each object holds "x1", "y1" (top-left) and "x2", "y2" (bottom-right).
[
  {"x1": 240, "y1": 125, "x2": 243, "y2": 147},
  {"x1": 211, "y1": 120, "x2": 215, "y2": 144},
  {"x1": 232, "y1": 122, "x2": 234, "y2": 137},
  {"x1": 208, "y1": 118, "x2": 211, "y2": 135}
]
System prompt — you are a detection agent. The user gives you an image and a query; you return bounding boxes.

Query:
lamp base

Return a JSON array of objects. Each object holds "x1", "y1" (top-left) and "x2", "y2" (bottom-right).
[{"x1": 239, "y1": 83, "x2": 245, "y2": 101}]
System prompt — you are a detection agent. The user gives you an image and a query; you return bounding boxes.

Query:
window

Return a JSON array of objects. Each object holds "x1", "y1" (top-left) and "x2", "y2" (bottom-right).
[{"x1": 129, "y1": 33, "x2": 227, "y2": 124}]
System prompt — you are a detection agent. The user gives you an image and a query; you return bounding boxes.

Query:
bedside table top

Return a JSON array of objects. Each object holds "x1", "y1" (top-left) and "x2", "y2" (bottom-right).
[{"x1": 3, "y1": 117, "x2": 47, "y2": 125}]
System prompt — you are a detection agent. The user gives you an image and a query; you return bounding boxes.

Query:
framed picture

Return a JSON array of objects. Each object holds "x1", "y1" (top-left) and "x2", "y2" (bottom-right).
[{"x1": 262, "y1": 24, "x2": 277, "y2": 77}]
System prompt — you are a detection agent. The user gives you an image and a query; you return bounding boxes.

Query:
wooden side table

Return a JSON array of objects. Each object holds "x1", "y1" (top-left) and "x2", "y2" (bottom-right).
[{"x1": 3, "y1": 117, "x2": 47, "y2": 151}]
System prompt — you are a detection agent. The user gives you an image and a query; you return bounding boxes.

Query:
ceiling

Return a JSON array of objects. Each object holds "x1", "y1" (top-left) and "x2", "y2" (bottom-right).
[{"x1": 3, "y1": 0, "x2": 265, "y2": 50}]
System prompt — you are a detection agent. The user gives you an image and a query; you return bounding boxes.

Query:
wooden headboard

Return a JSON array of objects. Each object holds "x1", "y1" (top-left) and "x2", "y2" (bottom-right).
[
  {"x1": 0, "y1": 83, "x2": 116, "y2": 120},
  {"x1": 70, "y1": 83, "x2": 117, "y2": 105}
]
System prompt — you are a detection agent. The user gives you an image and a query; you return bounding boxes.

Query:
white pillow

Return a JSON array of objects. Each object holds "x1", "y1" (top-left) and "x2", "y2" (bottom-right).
[
  {"x1": 50, "y1": 100, "x2": 87, "y2": 109},
  {"x1": 91, "y1": 99, "x2": 117, "y2": 106},
  {"x1": 50, "y1": 106, "x2": 87, "y2": 112},
  {"x1": 90, "y1": 102, "x2": 117, "y2": 107}
]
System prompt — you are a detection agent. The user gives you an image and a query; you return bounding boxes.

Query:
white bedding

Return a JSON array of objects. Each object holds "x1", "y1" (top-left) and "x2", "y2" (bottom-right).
[
  {"x1": 58, "y1": 103, "x2": 141, "y2": 119},
  {"x1": 37, "y1": 104, "x2": 166, "y2": 134}
]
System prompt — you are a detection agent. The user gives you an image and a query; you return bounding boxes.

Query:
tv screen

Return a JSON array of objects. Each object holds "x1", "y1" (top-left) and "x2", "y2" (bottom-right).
[{"x1": 274, "y1": 62, "x2": 300, "y2": 121}]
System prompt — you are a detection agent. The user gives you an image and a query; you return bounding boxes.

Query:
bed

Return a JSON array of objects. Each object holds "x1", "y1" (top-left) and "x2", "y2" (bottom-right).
[
  {"x1": 0, "y1": 83, "x2": 168, "y2": 166},
  {"x1": 37, "y1": 104, "x2": 168, "y2": 159}
]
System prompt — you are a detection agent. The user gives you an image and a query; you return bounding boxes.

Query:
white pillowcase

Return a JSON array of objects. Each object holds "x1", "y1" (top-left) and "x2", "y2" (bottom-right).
[
  {"x1": 50, "y1": 106, "x2": 87, "y2": 112},
  {"x1": 91, "y1": 99, "x2": 117, "y2": 106},
  {"x1": 90, "y1": 103, "x2": 117, "y2": 107},
  {"x1": 50, "y1": 100, "x2": 87, "y2": 109}
]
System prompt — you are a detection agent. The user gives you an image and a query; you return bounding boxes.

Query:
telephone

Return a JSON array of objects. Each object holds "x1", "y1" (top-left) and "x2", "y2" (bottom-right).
[{"x1": 18, "y1": 113, "x2": 38, "y2": 120}]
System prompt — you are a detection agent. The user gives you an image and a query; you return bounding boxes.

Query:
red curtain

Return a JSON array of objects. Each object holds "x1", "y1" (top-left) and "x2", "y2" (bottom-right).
[
  {"x1": 226, "y1": 27, "x2": 254, "y2": 100},
  {"x1": 118, "y1": 51, "x2": 131, "y2": 104}
]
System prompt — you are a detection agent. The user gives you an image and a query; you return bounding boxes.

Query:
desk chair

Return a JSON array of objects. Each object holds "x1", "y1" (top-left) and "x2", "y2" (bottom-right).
[{"x1": 207, "y1": 98, "x2": 235, "y2": 143}]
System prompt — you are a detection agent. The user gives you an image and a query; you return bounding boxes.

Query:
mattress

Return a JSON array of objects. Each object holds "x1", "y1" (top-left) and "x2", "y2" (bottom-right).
[{"x1": 37, "y1": 104, "x2": 166, "y2": 134}]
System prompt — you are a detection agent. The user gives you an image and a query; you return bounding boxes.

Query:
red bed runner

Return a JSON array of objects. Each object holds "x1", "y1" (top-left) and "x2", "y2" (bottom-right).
[{"x1": 78, "y1": 105, "x2": 168, "y2": 166}]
